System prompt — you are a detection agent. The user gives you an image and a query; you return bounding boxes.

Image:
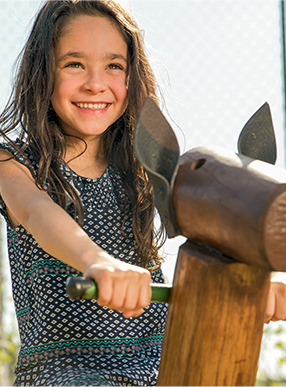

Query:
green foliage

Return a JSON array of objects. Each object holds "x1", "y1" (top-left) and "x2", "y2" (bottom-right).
[
  {"x1": 0, "y1": 333, "x2": 19, "y2": 364},
  {"x1": 0, "y1": 319, "x2": 20, "y2": 385},
  {"x1": 256, "y1": 380, "x2": 286, "y2": 386},
  {"x1": 0, "y1": 262, "x2": 20, "y2": 385},
  {"x1": 256, "y1": 323, "x2": 286, "y2": 386}
]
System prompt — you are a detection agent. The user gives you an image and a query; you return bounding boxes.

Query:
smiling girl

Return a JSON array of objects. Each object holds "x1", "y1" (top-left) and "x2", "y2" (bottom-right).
[{"x1": 0, "y1": 1, "x2": 167, "y2": 385}]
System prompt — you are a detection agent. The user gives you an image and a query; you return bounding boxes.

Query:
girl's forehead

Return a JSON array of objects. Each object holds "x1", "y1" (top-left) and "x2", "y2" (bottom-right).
[
  {"x1": 54, "y1": 14, "x2": 128, "y2": 61},
  {"x1": 58, "y1": 14, "x2": 126, "y2": 43},
  {"x1": 56, "y1": 15, "x2": 127, "y2": 52}
]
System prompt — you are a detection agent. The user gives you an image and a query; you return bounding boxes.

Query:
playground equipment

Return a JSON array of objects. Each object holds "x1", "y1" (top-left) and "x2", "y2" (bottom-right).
[{"x1": 67, "y1": 98, "x2": 286, "y2": 385}]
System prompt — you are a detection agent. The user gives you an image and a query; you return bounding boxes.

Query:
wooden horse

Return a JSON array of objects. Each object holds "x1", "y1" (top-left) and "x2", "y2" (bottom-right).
[
  {"x1": 134, "y1": 97, "x2": 285, "y2": 386},
  {"x1": 67, "y1": 97, "x2": 286, "y2": 385}
]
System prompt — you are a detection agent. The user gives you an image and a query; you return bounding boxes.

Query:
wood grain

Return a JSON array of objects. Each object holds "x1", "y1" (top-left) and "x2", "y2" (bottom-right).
[{"x1": 157, "y1": 240, "x2": 270, "y2": 386}]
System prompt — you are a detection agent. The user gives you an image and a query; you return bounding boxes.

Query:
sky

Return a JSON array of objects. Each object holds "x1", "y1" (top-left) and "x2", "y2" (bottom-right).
[{"x1": 0, "y1": 1, "x2": 285, "y2": 378}]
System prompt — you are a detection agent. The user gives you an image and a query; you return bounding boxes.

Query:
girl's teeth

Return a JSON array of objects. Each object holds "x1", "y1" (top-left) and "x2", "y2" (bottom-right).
[{"x1": 77, "y1": 103, "x2": 107, "y2": 110}]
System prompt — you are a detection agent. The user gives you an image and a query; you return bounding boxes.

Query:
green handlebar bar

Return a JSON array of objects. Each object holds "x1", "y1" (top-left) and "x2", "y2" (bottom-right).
[{"x1": 66, "y1": 276, "x2": 171, "y2": 303}]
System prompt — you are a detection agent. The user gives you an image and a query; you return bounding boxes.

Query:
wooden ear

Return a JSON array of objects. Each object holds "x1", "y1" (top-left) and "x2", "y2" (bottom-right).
[
  {"x1": 134, "y1": 97, "x2": 180, "y2": 184},
  {"x1": 237, "y1": 102, "x2": 277, "y2": 164},
  {"x1": 134, "y1": 97, "x2": 180, "y2": 237}
]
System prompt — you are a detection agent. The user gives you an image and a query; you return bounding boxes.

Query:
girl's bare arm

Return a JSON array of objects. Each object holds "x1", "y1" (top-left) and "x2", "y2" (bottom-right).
[
  {"x1": 0, "y1": 151, "x2": 151, "y2": 317},
  {"x1": 265, "y1": 281, "x2": 286, "y2": 323}
]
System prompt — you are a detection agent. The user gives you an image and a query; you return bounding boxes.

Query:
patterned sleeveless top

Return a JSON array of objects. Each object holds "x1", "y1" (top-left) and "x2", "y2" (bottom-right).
[{"x1": 0, "y1": 140, "x2": 168, "y2": 386}]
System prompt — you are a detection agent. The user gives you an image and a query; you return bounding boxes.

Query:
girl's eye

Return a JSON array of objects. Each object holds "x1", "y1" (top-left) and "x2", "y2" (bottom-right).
[
  {"x1": 65, "y1": 62, "x2": 83, "y2": 69},
  {"x1": 107, "y1": 63, "x2": 124, "y2": 70}
]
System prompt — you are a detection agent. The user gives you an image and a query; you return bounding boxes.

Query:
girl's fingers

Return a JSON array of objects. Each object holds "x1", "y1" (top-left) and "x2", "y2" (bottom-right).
[
  {"x1": 272, "y1": 282, "x2": 286, "y2": 321},
  {"x1": 108, "y1": 272, "x2": 151, "y2": 314},
  {"x1": 137, "y1": 275, "x2": 151, "y2": 308},
  {"x1": 96, "y1": 277, "x2": 113, "y2": 307},
  {"x1": 122, "y1": 271, "x2": 151, "y2": 312},
  {"x1": 123, "y1": 308, "x2": 144, "y2": 319},
  {"x1": 85, "y1": 258, "x2": 152, "y2": 316},
  {"x1": 265, "y1": 286, "x2": 275, "y2": 322},
  {"x1": 117, "y1": 279, "x2": 139, "y2": 311},
  {"x1": 107, "y1": 275, "x2": 129, "y2": 310},
  {"x1": 265, "y1": 282, "x2": 286, "y2": 323}
]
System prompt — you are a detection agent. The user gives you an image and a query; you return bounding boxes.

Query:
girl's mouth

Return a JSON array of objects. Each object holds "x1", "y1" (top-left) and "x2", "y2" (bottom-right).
[{"x1": 75, "y1": 103, "x2": 108, "y2": 110}]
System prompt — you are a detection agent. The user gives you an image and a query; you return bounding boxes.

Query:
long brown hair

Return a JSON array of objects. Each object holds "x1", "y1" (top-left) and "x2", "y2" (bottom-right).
[{"x1": 0, "y1": 0, "x2": 165, "y2": 269}]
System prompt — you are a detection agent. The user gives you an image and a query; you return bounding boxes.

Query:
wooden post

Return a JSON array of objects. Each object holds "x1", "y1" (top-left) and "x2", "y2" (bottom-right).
[{"x1": 157, "y1": 240, "x2": 270, "y2": 386}]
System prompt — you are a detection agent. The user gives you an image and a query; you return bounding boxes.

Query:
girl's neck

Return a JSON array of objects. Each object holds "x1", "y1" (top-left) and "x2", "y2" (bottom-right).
[{"x1": 64, "y1": 137, "x2": 109, "y2": 179}]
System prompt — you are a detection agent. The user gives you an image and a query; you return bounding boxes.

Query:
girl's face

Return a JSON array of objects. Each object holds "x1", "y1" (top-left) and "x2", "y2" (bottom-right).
[{"x1": 51, "y1": 15, "x2": 128, "y2": 142}]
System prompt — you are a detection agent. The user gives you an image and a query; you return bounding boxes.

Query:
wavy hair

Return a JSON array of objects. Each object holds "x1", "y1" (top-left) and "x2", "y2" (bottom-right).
[{"x1": 0, "y1": 0, "x2": 165, "y2": 269}]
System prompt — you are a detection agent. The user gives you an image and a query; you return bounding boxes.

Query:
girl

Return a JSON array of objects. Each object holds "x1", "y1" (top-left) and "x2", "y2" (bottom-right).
[
  {"x1": 0, "y1": 1, "x2": 167, "y2": 385},
  {"x1": 0, "y1": 0, "x2": 284, "y2": 385}
]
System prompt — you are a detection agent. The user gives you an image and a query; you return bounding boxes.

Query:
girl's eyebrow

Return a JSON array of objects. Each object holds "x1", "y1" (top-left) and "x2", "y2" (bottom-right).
[
  {"x1": 57, "y1": 51, "x2": 128, "y2": 64},
  {"x1": 57, "y1": 51, "x2": 84, "y2": 63},
  {"x1": 108, "y1": 53, "x2": 128, "y2": 63}
]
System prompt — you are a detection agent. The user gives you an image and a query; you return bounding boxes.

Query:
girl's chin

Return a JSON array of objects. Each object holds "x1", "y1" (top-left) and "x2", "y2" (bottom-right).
[{"x1": 61, "y1": 125, "x2": 110, "y2": 138}]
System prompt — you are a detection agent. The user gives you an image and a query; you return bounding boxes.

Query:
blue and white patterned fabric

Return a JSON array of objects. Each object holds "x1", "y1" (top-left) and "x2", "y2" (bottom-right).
[{"x1": 0, "y1": 139, "x2": 168, "y2": 386}]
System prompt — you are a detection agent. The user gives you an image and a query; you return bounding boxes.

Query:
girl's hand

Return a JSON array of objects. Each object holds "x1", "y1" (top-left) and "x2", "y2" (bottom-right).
[
  {"x1": 84, "y1": 252, "x2": 151, "y2": 318},
  {"x1": 265, "y1": 281, "x2": 286, "y2": 323}
]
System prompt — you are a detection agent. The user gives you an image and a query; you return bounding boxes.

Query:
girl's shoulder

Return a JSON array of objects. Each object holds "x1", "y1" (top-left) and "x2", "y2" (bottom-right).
[{"x1": 0, "y1": 138, "x2": 38, "y2": 171}]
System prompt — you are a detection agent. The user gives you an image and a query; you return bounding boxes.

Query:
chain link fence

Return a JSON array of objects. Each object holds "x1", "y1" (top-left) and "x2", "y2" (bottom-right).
[
  {"x1": 0, "y1": 0, "x2": 285, "y2": 385},
  {"x1": 129, "y1": 0, "x2": 285, "y2": 161}
]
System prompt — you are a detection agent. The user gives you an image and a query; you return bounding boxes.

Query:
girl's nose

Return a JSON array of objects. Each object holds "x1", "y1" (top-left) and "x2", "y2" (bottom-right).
[{"x1": 82, "y1": 70, "x2": 107, "y2": 94}]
